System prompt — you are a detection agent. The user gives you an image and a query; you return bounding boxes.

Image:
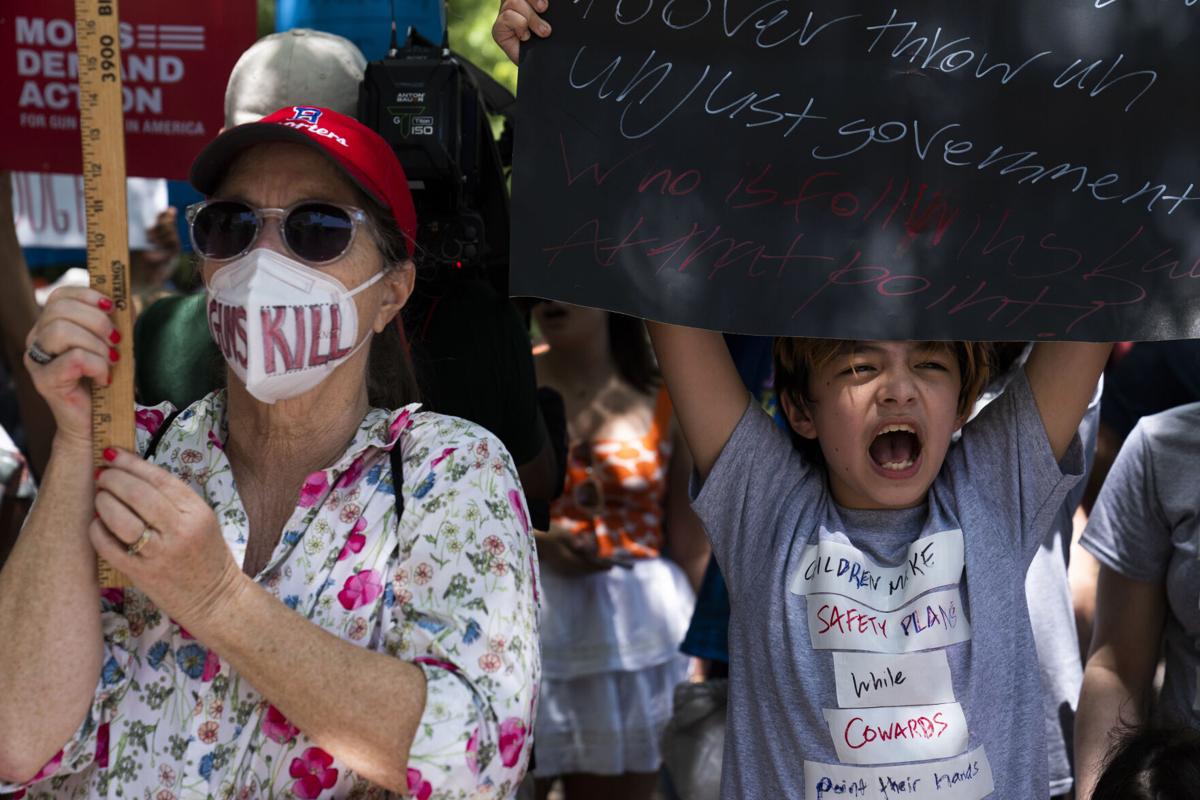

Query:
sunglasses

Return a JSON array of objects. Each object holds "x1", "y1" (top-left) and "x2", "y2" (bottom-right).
[{"x1": 186, "y1": 199, "x2": 370, "y2": 264}]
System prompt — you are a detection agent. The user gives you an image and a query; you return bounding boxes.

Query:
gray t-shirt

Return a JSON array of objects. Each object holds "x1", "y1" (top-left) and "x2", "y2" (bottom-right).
[
  {"x1": 1081, "y1": 401, "x2": 1200, "y2": 727},
  {"x1": 975, "y1": 360, "x2": 1099, "y2": 797},
  {"x1": 692, "y1": 372, "x2": 1084, "y2": 799}
]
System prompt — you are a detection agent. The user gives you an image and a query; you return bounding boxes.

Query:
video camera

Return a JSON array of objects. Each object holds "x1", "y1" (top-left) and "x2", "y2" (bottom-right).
[{"x1": 357, "y1": 26, "x2": 513, "y2": 295}]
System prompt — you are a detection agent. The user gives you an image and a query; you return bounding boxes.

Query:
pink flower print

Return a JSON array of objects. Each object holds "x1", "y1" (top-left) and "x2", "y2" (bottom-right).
[
  {"x1": 298, "y1": 471, "x2": 329, "y2": 508},
  {"x1": 29, "y1": 749, "x2": 62, "y2": 782},
  {"x1": 337, "y1": 569, "x2": 383, "y2": 611},
  {"x1": 491, "y1": 560, "x2": 509, "y2": 577},
  {"x1": 180, "y1": 449, "x2": 203, "y2": 464},
  {"x1": 208, "y1": 697, "x2": 225, "y2": 718},
  {"x1": 483, "y1": 535, "x2": 506, "y2": 556},
  {"x1": 466, "y1": 728, "x2": 480, "y2": 775},
  {"x1": 479, "y1": 652, "x2": 502, "y2": 673},
  {"x1": 415, "y1": 656, "x2": 460, "y2": 673},
  {"x1": 338, "y1": 503, "x2": 362, "y2": 524},
  {"x1": 347, "y1": 617, "x2": 369, "y2": 641},
  {"x1": 489, "y1": 635, "x2": 507, "y2": 654},
  {"x1": 156, "y1": 791, "x2": 177, "y2": 800},
  {"x1": 135, "y1": 407, "x2": 166, "y2": 435},
  {"x1": 201, "y1": 650, "x2": 221, "y2": 682},
  {"x1": 413, "y1": 563, "x2": 433, "y2": 586},
  {"x1": 474, "y1": 440, "x2": 489, "y2": 459},
  {"x1": 198, "y1": 720, "x2": 219, "y2": 744},
  {"x1": 264, "y1": 704, "x2": 300, "y2": 744},
  {"x1": 530, "y1": 554, "x2": 540, "y2": 603},
  {"x1": 207, "y1": 430, "x2": 225, "y2": 450},
  {"x1": 159, "y1": 764, "x2": 176, "y2": 786},
  {"x1": 430, "y1": 446, "x2": 456, "y2": 468},
  {"x1": 499, "y1": 717, "x2": 528, "y2": 768},
  {"x1": 387, "y1": 409, "x2": 412, "y2": 442},
  {"x1": 95, "y1": 723, "x2": 110, "y2": 768},
  {"x1": 289, "y1": 747, "x2": 339, "y2": 799},
  {"x1": 508, "y1": 489, "x2": 530, "y2": 535},
  {"x1": 336, "y1": 456, "x2": 366, "y2": 489},
  {"x1": 396, "y1": 588, "x2": 413, "y2": 605},
  {"x1": 100, "y1": 587, "x2": 124, "y2": 608},
  {"x1": 406, "y1": 768, "x2": 433, "y2": 800},
  {"x1": 337, "y1": 524, "x2": 367, "y2": 562}
]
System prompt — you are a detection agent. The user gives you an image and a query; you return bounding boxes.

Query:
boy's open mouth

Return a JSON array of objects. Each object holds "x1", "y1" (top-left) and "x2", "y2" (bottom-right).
[{"x1": 869, "y1": 423, "x2": 923, "y2": 472}]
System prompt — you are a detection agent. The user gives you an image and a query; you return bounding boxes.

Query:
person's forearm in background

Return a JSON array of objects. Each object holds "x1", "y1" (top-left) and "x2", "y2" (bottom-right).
[
  {"x1": 1073, "y1": 566, "x2": 1165, "y2": 800},
  {"x1": 0, "y1": 172, "x2": 54, "y2": 479}
]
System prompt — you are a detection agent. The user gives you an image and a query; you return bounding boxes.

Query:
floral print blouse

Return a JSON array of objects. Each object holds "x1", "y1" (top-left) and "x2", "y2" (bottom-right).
[{"x1": 3, "y1": 391, "x2": 540, "y2": 800}]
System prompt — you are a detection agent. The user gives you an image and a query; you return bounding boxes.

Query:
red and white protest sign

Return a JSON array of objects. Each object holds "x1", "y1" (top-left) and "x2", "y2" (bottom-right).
[{"x1": 0, "y1": 2, "x2": 256, "y2": 180}]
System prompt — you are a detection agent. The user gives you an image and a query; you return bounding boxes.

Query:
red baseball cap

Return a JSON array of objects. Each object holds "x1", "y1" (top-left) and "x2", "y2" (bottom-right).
[{"x1": 189, "y1": 106, "x2": 417, "y2": 257}]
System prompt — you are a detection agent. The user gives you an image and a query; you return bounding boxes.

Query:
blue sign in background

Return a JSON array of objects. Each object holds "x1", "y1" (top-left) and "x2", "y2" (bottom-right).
[{"x1": 276, "y1": 0, "x2": 446, "y2": 59}]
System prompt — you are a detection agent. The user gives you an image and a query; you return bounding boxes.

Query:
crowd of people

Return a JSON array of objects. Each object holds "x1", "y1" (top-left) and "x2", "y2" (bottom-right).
[{"x1": 0, "y1": 5, "x2": 1198, "y2": 800}]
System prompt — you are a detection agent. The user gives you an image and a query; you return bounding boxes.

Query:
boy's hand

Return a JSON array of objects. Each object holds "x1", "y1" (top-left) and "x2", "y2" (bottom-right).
[{"x1": 493, "y1": 0, "x2": 552, "y2": 65}]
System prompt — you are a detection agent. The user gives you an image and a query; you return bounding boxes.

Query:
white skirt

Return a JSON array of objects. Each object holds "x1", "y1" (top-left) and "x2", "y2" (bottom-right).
[
  {"x1": 538, "y1": 556, "x2": 695, "y2": 678},
  {"x1": 534, "y1": 557, "x2": 695, "y2": 777}
]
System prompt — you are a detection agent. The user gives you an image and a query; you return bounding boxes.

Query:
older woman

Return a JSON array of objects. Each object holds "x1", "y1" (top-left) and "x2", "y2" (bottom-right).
[{"x1": 0, "y1": 107, "x2": 539, "y2": 799}]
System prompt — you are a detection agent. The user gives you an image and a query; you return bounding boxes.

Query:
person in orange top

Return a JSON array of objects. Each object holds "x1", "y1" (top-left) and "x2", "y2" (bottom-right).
[{"x1": 530, "y1": 301, "x2": 710, "y2": 800}]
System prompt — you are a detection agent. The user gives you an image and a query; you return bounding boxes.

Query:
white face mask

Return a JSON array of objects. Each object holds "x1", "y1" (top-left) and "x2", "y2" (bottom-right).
[{"x1": 205, "y1": 248, "x2": 385, "y2": 404}]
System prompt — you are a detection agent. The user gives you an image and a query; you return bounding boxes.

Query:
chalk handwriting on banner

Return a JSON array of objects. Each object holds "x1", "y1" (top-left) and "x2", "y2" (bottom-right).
[
  {"x1": 792, "y1": 529, "x2": 964, "y2": 611},
  {"x1": 806, "y1": 745, "x2": 995, "y2": 800},
  {"x1": 823, "y1": 702, "x2": 969, "y2": 765},
  {"x1": 808, "y1": 587, "x2": 971, "y2": 653},
  {"x1": 0, "y1": 2, "x2": 256, "y2": 179},
  {"x1": 511, "y1": 0, "x2": 1200, "y2": 340},
  {"x1": 832, "y1": 651, "x2": 956, "y2": 709},
  {"x1": 11, "y1": 172, "x2": 166, "y2": 250}
]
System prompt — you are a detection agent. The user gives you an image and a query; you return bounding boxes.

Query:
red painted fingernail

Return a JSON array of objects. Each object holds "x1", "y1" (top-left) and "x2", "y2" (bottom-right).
[
  {"x1": 98, "y1": 297, "x2": 114, "y2": 311},
  {"x1": 108, "y1": 347, "x2": 120, "y2": 363},
  {"x1": 94, "y1": 467, "x2": 103, "y2": 480},
  {"x1": 108, "y1": 329, "x2": 121, "y2": 344},
  {"x1": 102, "y1": 447, "x2": 117, "y2": 462}
]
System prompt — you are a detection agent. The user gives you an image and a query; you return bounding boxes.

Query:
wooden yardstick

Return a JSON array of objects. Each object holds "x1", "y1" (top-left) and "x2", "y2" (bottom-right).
[{"x1": 76, "y1": 0, "x2": 135, "y2": 588}]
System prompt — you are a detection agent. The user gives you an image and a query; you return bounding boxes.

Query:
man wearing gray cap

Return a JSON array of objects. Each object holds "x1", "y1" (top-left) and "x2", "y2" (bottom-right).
[{"x1": 224, "y1": 29, "x2": 367, "y2": 127}]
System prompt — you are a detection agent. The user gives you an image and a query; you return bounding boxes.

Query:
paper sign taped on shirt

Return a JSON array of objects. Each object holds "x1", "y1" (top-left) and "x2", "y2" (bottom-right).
[
  {"x1": 808, "y1": 587, "x2": 971, "y2": 653},
  {"x1": 832, "y1": 651, "x2": 957, "y2": 709},
  {"x1": 791, "y1": 529, "x2": 966, "y2": 611},
  {"x1": 805, "y1": 745, "x2": 995, "y2": 800},
  {"x1": 823, "y1": 702, "x2": 969, "y2": 765}
]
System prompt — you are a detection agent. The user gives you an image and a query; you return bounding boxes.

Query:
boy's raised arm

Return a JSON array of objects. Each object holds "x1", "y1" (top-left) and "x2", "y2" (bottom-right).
[
  {"x1": 647, "y1": 322, "x2": 751, "y2": 481},
  {"x1": 1024, "y1": 342, "x2": 1112, "y2": 461}
]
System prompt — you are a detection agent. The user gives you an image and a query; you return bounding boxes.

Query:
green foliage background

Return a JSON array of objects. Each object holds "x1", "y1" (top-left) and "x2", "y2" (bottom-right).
[{"x1": 255, "y1": 0, "x2": 517, "y2": 93}]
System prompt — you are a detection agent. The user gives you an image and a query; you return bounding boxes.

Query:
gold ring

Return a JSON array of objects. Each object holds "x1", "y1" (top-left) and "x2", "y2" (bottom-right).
[{"x1": 127, "y1": 526, "x2": 155, "y2": 556}]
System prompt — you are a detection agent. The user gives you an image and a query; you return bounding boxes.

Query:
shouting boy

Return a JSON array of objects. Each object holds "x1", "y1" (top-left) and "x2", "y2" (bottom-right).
[{"x1": 649, "y1": 327, "x2": 1107, "y2": 797}]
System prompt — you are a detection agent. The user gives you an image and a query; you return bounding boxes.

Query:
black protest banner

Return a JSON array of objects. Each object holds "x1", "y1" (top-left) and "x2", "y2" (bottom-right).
[{"x1": 510, "y1": 1, "x2": 1200, "y2": 340}]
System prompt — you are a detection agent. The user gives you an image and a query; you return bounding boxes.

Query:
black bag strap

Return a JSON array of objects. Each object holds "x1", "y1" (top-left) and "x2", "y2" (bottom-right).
[
  {"x1": 143, "y1": 409, "x2": 183, "y2": 461},
  {"x1": 389, "y1": 441, "x2": 405, "y2": 520}
]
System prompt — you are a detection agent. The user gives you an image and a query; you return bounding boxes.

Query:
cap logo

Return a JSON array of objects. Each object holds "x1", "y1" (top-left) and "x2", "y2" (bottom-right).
[
  {"x1": 290, "y1": 106, "x2": 324, "y2": 124},
  {"x1": 278, "y1": 106, "x2": 349, "y2": 148}
]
